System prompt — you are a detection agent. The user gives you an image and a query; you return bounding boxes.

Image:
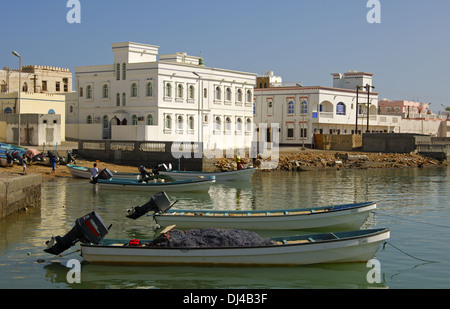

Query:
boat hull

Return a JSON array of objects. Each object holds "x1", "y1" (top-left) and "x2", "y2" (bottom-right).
[
  {"x1": 67, "y1": 164, "x2": 139, "y2": 179},
  {"x1": 95, "y1": 177, "x2": 215, "y2": 192},
  {"x1": 159, "y1": 167, "x2": 256, "y2": 182},
  {"x1": 154, "y1": 202, "x2": 376, "y2": 231},
  {"x1": 80, "y1": 228, "x2": 390, "y2": 266}
]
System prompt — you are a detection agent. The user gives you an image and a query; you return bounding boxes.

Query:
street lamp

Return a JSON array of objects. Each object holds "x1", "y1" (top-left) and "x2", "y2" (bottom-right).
[
  {"x1": 355, "y1": 85, "x2": 362, "y2": 134},
  {"x1": 193, "y1": 72, "x2": 203, "y2": 154},
  {"x1": 11, "y1": 51, "x2": 21, "y2": 146},
  {"x1": 365, "y1": 84, "x2": 375, "y2": 133}
]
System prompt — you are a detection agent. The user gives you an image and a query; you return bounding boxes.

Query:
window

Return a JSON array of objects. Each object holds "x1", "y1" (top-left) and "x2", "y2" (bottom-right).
[
  {"x1": 48, "y1": 109, "x2": 55, "y2": 114},
  {"x1": 103, "y1": 84, "x2": 109, "y2": 98},
  {"x1": 79, "y1": 87, "x2": 83, "y2": 97},
  {"x1": 116, "y1": 64, "x2": 121, "y2": 80},
  {"x1": 69, "y1": 106, "x2": 74, "y2": 113},
  {"x1": 225, "y1": 117, "x2": 231, "y2": 131},
  {"x1": 215, "y1": 116, "x2": 221, "y2": 131},
  {"x1": 236, "y1": 118, "x2": 243, "y2": 132},
  {"x1": 336, "y1": 102, "x2": 346, "y2": 115},
  {"x1": 56, "y1": 82, "x2": 60, "y2": 92},
  {"x1": 116, "y1": 93, "x2": 120, "y2": 106},
  {"x1": 86, "y1": 115, "x2": 92, "y2": 124},
  {"x1": 86, "y1": 85, "x2": 92, "y2": 99},
  {"x1": 4, "y1": 107, "x2": 12, "y2": 114},
  {"x1": 189, "y1": 85, "x2": 195, "y2": 99},
  {"x1": 236, "y1": 89, "x2": 242, "y2": 102},
  {"x1": 301, "y1": 101, "x2": 308, "y2": 114},
  {"x1": 147, "y1": 114, "x2": 154, "y2": 125},
  {"x1": 165, "y1": 115, "x2": 172, "y2": 129},
  {"x1": 177, "y1": 116, "x2": 183, "y2": 130},
  {"x1": 103, "y1": 115, "x2": 108, "y2": 128},
  {"x1": 287, "y1": 128, "x2": 294, "y2": 138},
  {"x1": 288, "y1": 101, "x2": 294, "y2": 114},
  {"x1": 188, "y1": 116, "x2": 194, "y2": 130},
  {"x1": 300, "y1": 128, "x2": 307, "y2": 138},
  {"x1": 215, "y1": 86, "x2": 221, "y2": 100},
  {"x1": 132, "y1": 115, "x2": 138, "y2": 125},
  {"x1": 122, "y1": 93, "x2": 126, "y2": 106},
  {"x1": 131, "y1": 83, "x2": 138, "y2": 97},
  {"x1": 122, "y1": 63, "x2": 126, "y2": 80},
  {"x1": 42, "y1": 81, "x2": 47, "y2": 91},
  {"x1": 63, "y1": 78, "x2": 69, "y2": 92},
  {"x1": 246, "y1": 90, "x2": 252, "y2": 102},
  {"x1": 23, "y1": 82, "x2": 28, "y2": 92},
  {"x1": 246, "y1": 118, "x2": 252, "y2": 132},
  {"x1": 203, "y1": 88, "x2": 207, "y2": 98},
  {"x1": 146, "y1": 82, "x2": 153, "y2": 97},
  {"x1": 166, "y1": 83, "x2": 172, "y2": 97},
  {"x1": 226, "y1": 88, "x2": 232, "y2": 101},
  {"x1": 177, "y1": 84, "x2": 183, "y2": 98}
]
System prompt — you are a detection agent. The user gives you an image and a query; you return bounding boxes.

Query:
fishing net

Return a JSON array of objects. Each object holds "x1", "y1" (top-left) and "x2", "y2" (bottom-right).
[{"x1": 151, "y1": 228, "x2": 274, "y2": 248}]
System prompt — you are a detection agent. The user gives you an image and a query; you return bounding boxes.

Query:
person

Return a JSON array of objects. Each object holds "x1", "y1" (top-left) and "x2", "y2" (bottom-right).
[
  {"x1": 5, "y1": 151, "x2": 13, "y2": 165},
  {"x1": 22, "y1": 157, "x2": 27, "y2": 174},
  {"x1": 66, "y1": 150, "x2": 75, "y2": 164},
  {"x1": 50, "y1": 156, "x2": 57, "y2": 173},
  {"x1": 236, "y1": 156, "x2": 243, "y2": 170},
  {"x1": 138, "y1": 165, "x2": 152, "y2": 179},
  {"x1": 91, "y1": 163, "x2": 99, "y2": 179}
]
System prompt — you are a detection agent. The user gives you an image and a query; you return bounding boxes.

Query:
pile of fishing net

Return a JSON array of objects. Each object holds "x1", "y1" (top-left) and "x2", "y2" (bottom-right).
[{"x1": 152, "y1": 228, "x2": 274, "y2": 248}]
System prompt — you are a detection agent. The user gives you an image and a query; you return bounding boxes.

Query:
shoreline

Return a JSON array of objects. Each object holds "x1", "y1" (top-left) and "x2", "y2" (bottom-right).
[{"x1": 1, "y1": 149, "x2": 447, "y2": 180}]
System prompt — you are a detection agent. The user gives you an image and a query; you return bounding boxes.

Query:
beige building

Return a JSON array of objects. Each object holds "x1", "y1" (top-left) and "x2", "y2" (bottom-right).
[{"x1": 0, "y1": 65, "x2": 72, "y2": 94}]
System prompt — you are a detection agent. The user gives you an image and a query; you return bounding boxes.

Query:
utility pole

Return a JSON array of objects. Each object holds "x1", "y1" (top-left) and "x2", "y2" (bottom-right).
[
  {"x1": 365, "y1": 84, "x2": 375, "y2": 133},
  {"x1": 355, "y1": 85, "x2": 362, "y2": 134}
]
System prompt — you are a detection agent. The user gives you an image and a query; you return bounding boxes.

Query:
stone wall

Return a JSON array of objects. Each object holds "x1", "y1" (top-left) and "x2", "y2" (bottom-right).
[{"x1": 0, "y1": 173, "x2": 42, "y2": 219}]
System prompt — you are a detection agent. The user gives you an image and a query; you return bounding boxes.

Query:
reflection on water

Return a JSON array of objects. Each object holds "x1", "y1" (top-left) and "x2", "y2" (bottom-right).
[{"x1": 1, "y1": 167, "x2": 449, "y2": 289}]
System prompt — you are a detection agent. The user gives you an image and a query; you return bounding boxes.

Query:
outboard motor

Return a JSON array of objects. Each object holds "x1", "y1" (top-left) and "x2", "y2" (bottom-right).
[
  {"x1": 126, "y1": 191, "x2": 176, "y2": 219},
  {"x1": 44, "y1": 211, "x2": 109, "y2": 255},
  {"x1": 152, "y1": 163, "x2": 172, "y2": 175},
  {"x1": 90, "y1": 168, "x2": 114, "y2": 184}
]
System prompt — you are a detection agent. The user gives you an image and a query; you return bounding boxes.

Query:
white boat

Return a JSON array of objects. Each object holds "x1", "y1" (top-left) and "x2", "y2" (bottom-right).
[
  {"x1": 159, "y1": 167, "x2": 257, "y2": 182},
  {"x1": 79, "y1": 228, "x2": 390, "y2": 266},
  {"x1": 152, "y1": 201, "x2": 377, "y2": 231},
  {"x1": 67, "y1": 164, "x2": 140, "y2": 179},
  {"x1": 94, "y1": 176, "x2": 215, "y2": 192}
]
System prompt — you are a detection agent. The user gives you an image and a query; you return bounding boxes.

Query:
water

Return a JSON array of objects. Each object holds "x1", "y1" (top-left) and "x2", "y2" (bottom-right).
[{"x1": 0, "y1": 167, "x2": 449, "y2": 289}]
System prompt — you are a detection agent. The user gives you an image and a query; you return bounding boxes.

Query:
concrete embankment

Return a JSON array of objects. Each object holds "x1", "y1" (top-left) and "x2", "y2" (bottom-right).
[{"x1": 0, "y1": 173, "x2": 42, "y2": 219}]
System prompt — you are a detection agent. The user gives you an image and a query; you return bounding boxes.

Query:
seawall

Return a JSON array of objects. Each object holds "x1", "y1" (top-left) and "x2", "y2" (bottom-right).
[{"x1": 0, "y1": 173, "x2": 42, "y2": 219}]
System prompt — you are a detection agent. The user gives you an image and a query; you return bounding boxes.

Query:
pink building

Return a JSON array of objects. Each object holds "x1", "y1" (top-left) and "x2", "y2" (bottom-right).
[{"x1": 378, "y1": 100, "x2": 431, "y2": 116}]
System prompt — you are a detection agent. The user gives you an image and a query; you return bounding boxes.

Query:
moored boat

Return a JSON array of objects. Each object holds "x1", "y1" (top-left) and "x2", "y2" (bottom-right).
[
  {"x1": 159, "y1": 167, "x2": 257, "y2": 182},
  {"x1": 67, "y1": 164, "x2": 140, "y2": 179}
]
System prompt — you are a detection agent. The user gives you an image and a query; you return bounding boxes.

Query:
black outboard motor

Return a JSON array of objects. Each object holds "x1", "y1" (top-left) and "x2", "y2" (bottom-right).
[
  {"x1": 44, "y1": 211, "x2": 109, "y2": 255},
  {"x1": 151, "y1": 163, "x2": 172, "y2": 175},
  {"x1": 126, "y1": 192, "x2": 175, "y2": 219},
  {"x1": 90, "y1": 168, "x2": 114, "y2": 184}
]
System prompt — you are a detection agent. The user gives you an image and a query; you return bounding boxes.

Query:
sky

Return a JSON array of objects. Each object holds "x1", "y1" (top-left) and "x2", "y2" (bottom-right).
[{"x1": 1, "y1": 0, "x2": 449, "y2": 112}]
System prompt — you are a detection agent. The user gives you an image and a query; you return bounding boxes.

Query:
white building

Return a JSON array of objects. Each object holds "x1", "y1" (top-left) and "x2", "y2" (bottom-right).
[
  {"x1": 67, "y1": 42, "x2": 256, "y2": 155},
  {"x1": 254, "y1": 71, "x2": 401, "y2": 146}
]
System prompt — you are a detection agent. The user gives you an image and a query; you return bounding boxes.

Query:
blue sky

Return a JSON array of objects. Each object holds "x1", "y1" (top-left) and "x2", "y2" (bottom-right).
[{"x1": 1, "y1": 0, "x2": 449, "y2": 112}]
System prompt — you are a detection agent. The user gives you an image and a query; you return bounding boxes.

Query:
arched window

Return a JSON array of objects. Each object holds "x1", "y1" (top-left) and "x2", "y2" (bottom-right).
[
  {"x1": 69, "y1": 106, "x2": 74, "y2": 113},
  {"x1": 215, "y1": 87, "x2": 221, "y2": 100},
  {"x1": 188, "y1": 116, "x2": 194, "y2": 130},
  {"x1": 102, "y1": 84, "x2": 109, "y2": 98},
  {"x1": 177, "y1": 84, "x2": 183, "y2": 98},
  {"x1": 122, "y1": 63, "x2": 126, "y2": 80},
  {"x1": 86, "y1": 85, "x2": 92, "y2": 99},
  {"x1": 132, "y1": 115, "x2": 138, "y2": 125},
  {"x1": 288, "y1": 101, "x2": 295, "y2": 114},
  {"x1": 4, "y1": 107, "x2": 12, "y2": 114},
  {"x1": 246, "y1": 118, "x2": 252, "y2": 132},
  {"x1": 86, "y1": 115, "x2": 92, "y2": 124},
  {"x1": 116, "y1": 93, "x2": 120, "y2": 106},
  {"x1": 131, "y1": 83, "x2": 138, "y2": 97},
  {"x1": 146, "y1": 82, "x2": 153, "y2": 97},
  {"x1": 203, "y1": 88, "x2": 207, "y2": 98},
  {"x1": 236, "y1": 118, "x2": 243, "y2": 132},
  {"x1": 165, "y1": 115, "x2": 172, "y2": 129},
  {"x1": 301, "y1": 101, "x2": 308, "y2": 114},
  {"x1": 189, "y1": 85, "x2": 195, "y2": 99},
  {"x1": 225, "y1": 117, "x2": 232, "y2": 131},
  {"x1": 237, "y1": 89, "x2": 242, "y2": 102},
  {"x1": 177, "y1": 115, "x2": 183, "y2": 130},
  {"x1": 336, "y1": 102, "x2": 346, "y2": 115},
  {"x1": 215, "y1": 116, "x2": 221, "y2": 131},
  {"x1": 226, "y1": 88, "x2": 232, "y2": 101},
  {"x1": 122, "y1": 93, "x2": 126, "y2": 106},
  {"x1": 103, "y1": 115, "x2": 108, "y2": 128},
  {"x1": 166, "y1": 83, "x2": 172, "y2": 97},
  {"x1": 79, "y1": 87, "x2": 83, "y2": 97},
  {"x1": 116, "y1": 63, "x2": 120, "y2": 80},
  {"x1": 48, "y1": 109, "x2": 55, "y2": 114},
  {"x1": 147, "y1": 114, "x2": 153, "y2": 125},
  {"x1": 246, "y1": 90, "x2": 252, "y2": 102},
  {"x1": 22, "y1": 82, "x2": 28, "y2": 92}
]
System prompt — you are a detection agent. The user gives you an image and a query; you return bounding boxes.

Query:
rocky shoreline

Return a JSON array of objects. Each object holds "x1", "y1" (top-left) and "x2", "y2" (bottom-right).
[{"x1": 216, "y1": 151, "x2": 447, "y2": 171}]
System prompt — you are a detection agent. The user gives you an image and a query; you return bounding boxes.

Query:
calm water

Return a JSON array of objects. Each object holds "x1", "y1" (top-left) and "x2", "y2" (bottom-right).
[{"x1": 0, "y1": 167, "x2": 449, "y2": 289}]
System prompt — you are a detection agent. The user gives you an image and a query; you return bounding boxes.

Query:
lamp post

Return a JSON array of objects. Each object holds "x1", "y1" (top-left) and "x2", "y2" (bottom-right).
[
  {"x1": 11, "y1": 51, "x2": 21, "y2": 146},
  {"x1": 355, "y1": 85, "x2": 362, "y2": 134},
  {"x1": 365, "y1": 84, "x2": 375, "y2": 133},
  {"x1": 193, "y1": 72, "x2": 202, "y2": 155}
]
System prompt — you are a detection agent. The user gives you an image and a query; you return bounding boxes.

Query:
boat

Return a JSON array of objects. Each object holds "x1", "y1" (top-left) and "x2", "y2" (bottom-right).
[
  {"x1": 127, "y1": 192, "x2": 377, "y2": 231},
  {"x1": 67, "y1": 164, "x2": 140, "y2": 179},
  {"x1": 43, "y1": 210, "x2": 390, "y2": 266},
  {"x1": 159, "y1": 167, "x2": 257, "y2": 182},
  {"x1": 94, "y1": 175, "x2": 216, "y2": 192},
  {"x1": 80, "y1": 228, "x2": 390, "y2": 266}
]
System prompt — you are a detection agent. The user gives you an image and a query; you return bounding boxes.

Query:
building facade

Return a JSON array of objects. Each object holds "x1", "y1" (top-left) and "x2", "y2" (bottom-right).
[
  {"x1": 67, "y1": 42, "x2": 256, "y2": 156},
  {"x1": 254, "y1": 71, "x2": 401, "y2": 147}
]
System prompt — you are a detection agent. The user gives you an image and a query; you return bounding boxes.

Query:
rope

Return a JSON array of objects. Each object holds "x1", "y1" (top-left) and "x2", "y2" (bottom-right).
[
  {"x1": 373, "y1": 211, "x2": 450, "y2": 229},
  {"x1": 382, "y1": 241, "x2": 438, "y2": 264}
]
